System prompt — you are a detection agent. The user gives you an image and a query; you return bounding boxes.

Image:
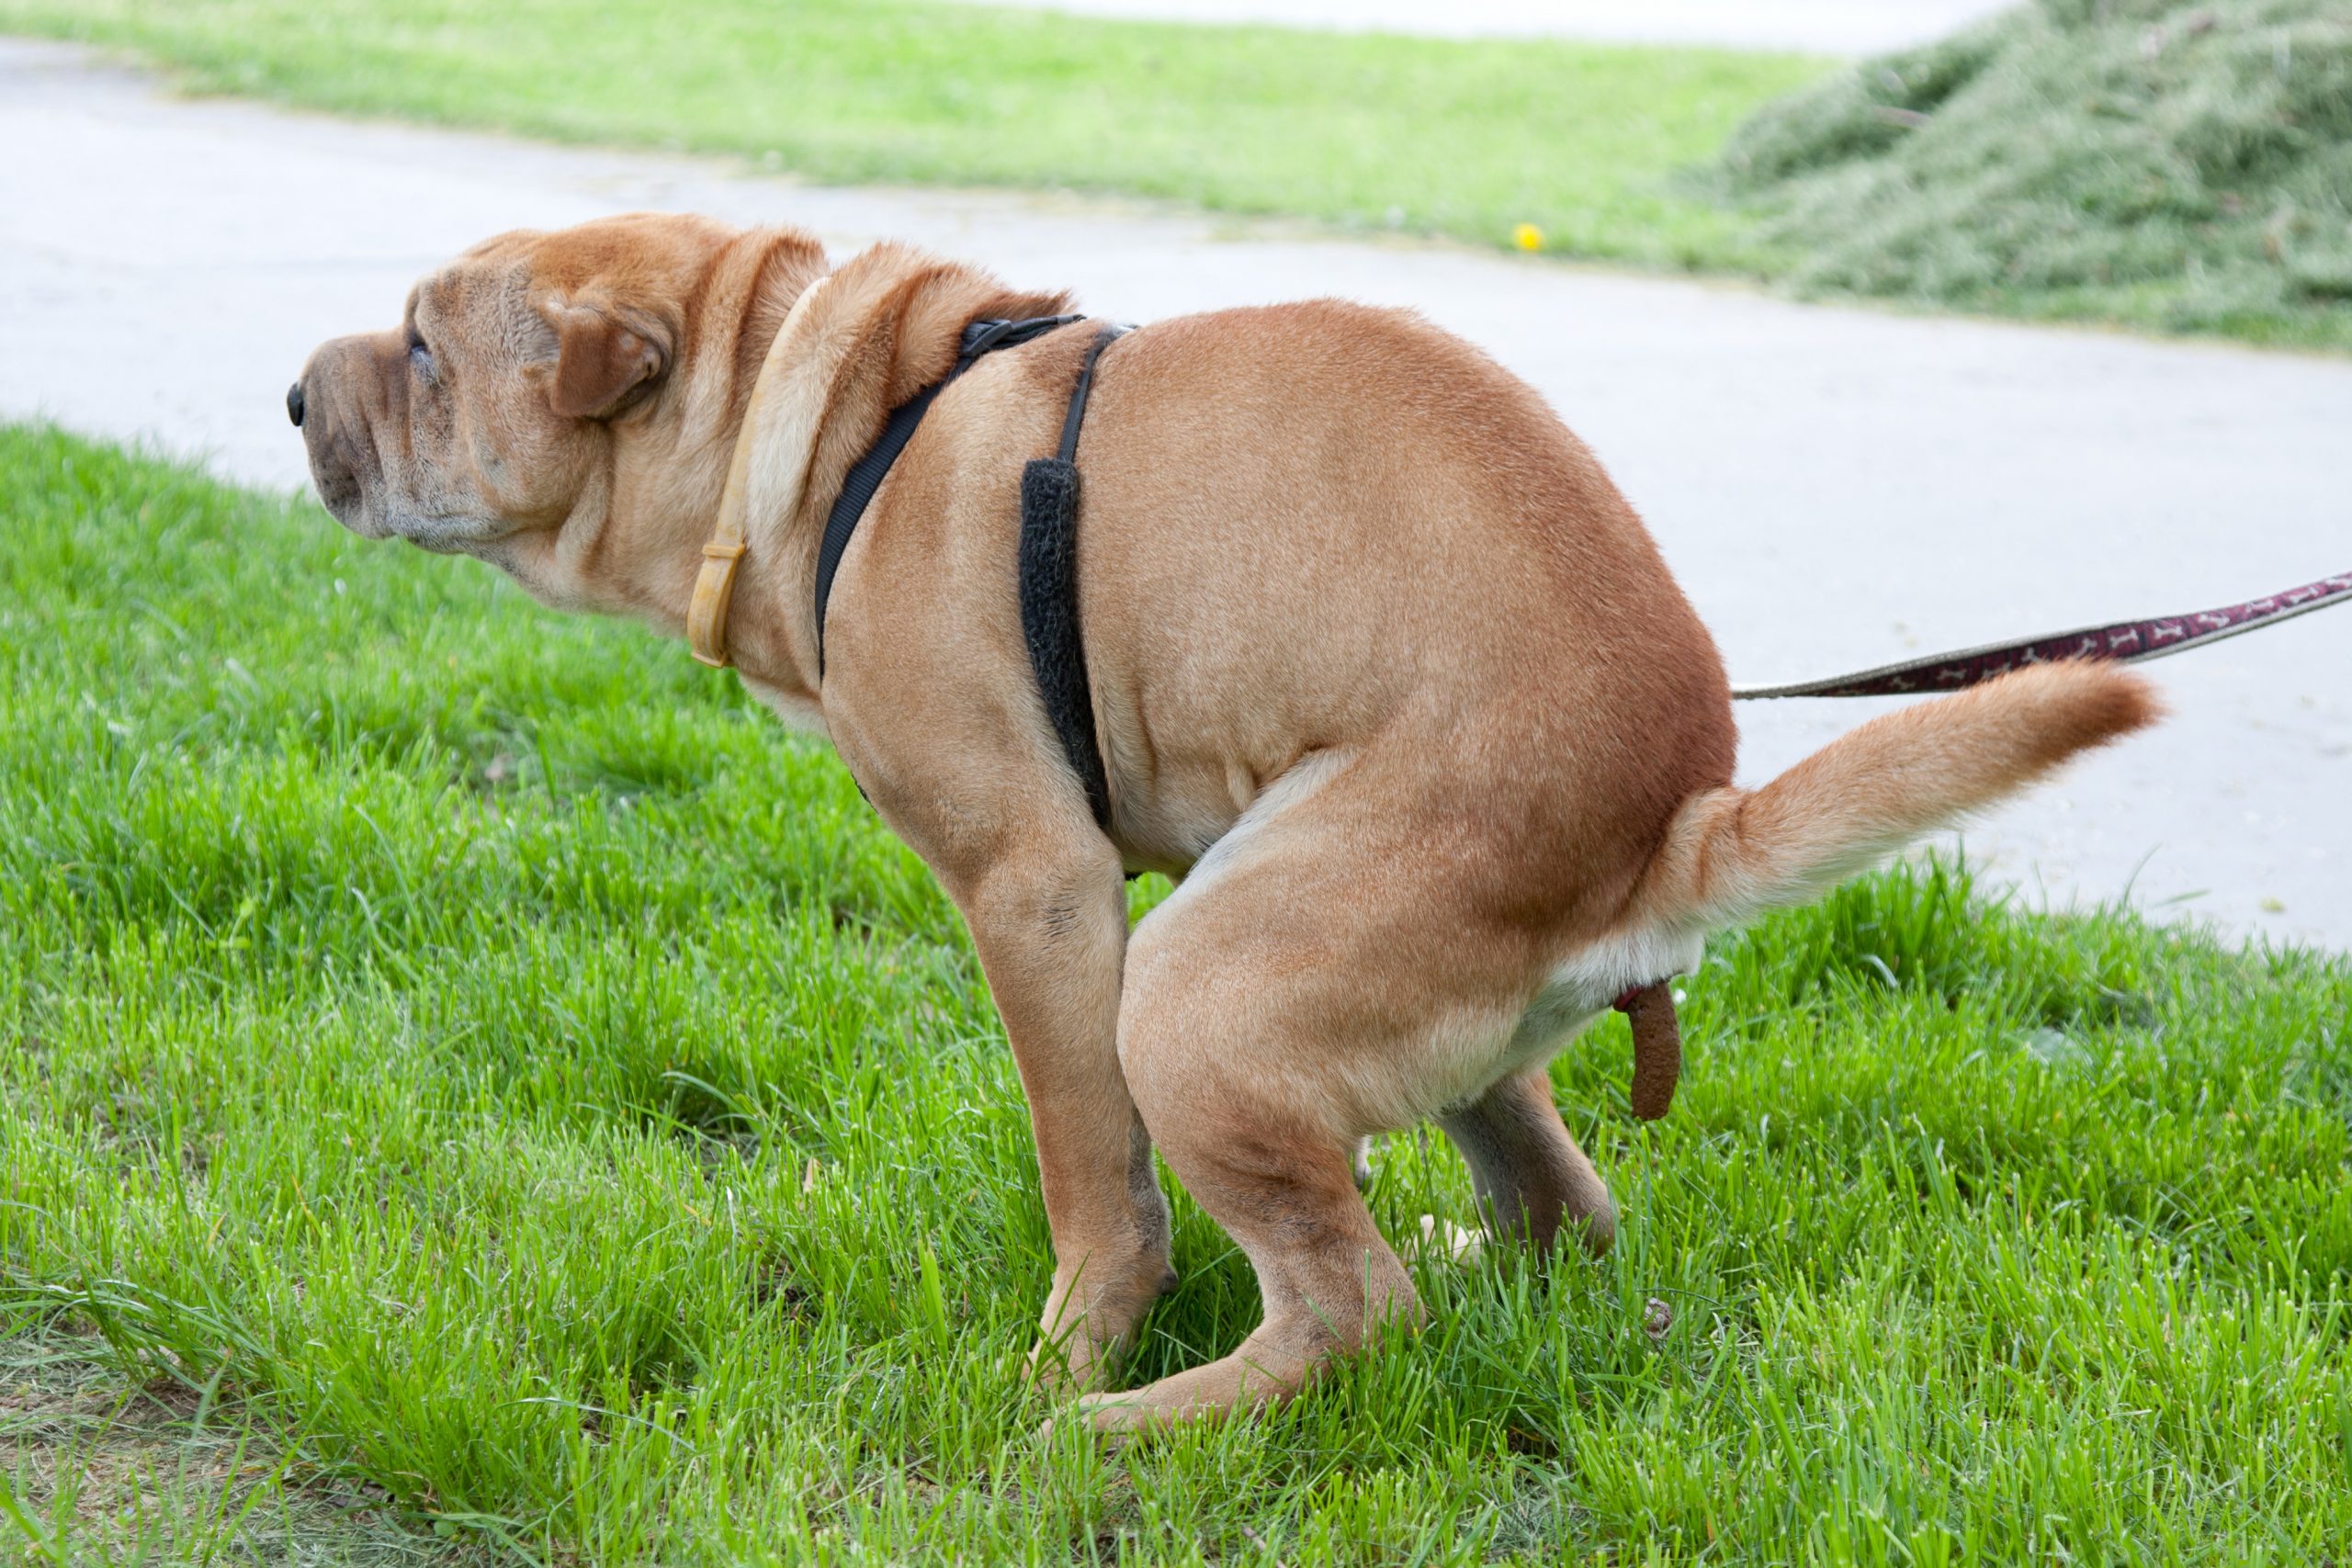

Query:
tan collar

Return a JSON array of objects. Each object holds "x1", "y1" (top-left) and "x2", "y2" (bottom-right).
[{"x1": 686, "y1": 273, "x2": 838, "y2": 669}]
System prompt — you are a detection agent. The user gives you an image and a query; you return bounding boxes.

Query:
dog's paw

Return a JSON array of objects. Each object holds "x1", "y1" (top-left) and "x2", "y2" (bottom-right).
[
  {"x1": 1414, "y1": 1213, "x2": 1483, "y2": 1263},
  {"x1": 1025, "y1": 1331, "x2": 1109, "y2": 1396},
  {"x1": 1064, "y1": 1391, "x2": 1152, "y2": 1439},
  {"x1": 1037, "y1": 1391, "x2": 1167, "y2": 1447}
]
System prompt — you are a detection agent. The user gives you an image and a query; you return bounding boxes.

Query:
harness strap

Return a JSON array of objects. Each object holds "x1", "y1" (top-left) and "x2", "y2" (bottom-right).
[
  {"x1": 812, "y1": 313, "x2": 1084, "y2": 678},
  {"x1": 1020, "y1": 324, "x2": 1129, "y2": 831}
]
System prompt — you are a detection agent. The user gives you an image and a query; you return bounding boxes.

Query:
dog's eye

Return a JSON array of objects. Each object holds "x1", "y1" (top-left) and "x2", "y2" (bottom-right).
[{"x1": 406, "y1": 329, "x2": 432, "y2": 372}]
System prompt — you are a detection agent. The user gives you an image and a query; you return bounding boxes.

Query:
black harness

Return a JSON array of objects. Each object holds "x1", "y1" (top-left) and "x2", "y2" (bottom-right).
[{"x1": 812, "y1": 315, "x2": 1126, "y2": 831}]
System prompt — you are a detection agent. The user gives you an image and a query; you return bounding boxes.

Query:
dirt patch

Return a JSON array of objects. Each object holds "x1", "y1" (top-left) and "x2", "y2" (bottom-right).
[{"x1": 0, "y1": 1326, "x2": 458, "y2": 1563}]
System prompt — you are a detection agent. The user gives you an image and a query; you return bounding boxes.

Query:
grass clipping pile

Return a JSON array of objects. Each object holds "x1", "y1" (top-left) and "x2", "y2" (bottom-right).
[{"x1": 1716, "y1": 0, "x2": 2352, "y2": 346}]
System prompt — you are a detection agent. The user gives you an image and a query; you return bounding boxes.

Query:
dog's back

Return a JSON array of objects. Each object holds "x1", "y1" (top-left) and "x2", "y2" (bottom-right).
[
  {"x1": 1069, "y1": 299, "x2": 2155, "y2": 950},
  {"x1": 1071, "y1": 299, "x2": 1737, "y2": 913}
]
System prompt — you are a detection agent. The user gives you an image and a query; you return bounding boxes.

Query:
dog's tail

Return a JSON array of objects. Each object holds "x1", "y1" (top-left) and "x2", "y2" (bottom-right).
[{"x1": 1636, "y1": 661, "x2": 2161, "y2": 932}]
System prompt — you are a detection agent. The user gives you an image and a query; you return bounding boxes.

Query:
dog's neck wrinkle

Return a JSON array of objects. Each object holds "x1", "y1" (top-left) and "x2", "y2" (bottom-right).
[
  {"x1": 727, "y1": 233, "x2": 828, "y2": 420},
  {"x1": 549, "y1": 467, "x2": 658, "y2": 620},
  {"x1": 672, "y1": 250, "x2": 1065, "y2": 703},
  {"x1": 712, "y1": 266, "x2": 967, "y2": 702},
  {"x1": 589, "y1": 237, "x2": 831, "y2": 695}
]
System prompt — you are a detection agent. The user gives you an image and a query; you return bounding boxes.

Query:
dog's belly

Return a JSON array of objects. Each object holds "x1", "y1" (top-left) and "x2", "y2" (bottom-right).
[
  {"x1": 1136, "y1": 745, "x2": 1705, "y2": 1131},
  {"x1": 1313, "y1": 921, "x2": 1708, "y2": 1134},
  {"x1": 1425, "y1": 923, "x2": 1707, "y2": 1121}
]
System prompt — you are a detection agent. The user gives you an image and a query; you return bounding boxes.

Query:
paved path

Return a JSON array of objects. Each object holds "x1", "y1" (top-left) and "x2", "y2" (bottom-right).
[
  {"x1": 946, "y1": 0, "x2": 2010, "y2": 53},
  {"x1": 5, "y1": 38, "x2": 2346, "y2": 949}
]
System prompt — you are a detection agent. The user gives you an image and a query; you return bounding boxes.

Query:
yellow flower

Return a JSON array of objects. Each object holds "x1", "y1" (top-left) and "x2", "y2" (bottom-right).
[{"x1": 1512, "y1": 222, "x2": 1544, "y2": 253}]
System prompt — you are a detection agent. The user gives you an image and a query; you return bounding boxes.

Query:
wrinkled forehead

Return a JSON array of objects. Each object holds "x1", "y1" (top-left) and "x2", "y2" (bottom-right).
[
  {"x1": 406, "y1": 243, "x2": 537, "y2": 330},
  {"x1": 402, "y1": 215, "x2": 751, "y2": 333}
]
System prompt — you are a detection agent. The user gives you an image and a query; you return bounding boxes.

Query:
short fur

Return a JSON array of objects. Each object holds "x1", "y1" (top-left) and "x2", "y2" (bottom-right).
[{"x1": 293, "y1": 214, "x2": 2159, "y2": 1435}]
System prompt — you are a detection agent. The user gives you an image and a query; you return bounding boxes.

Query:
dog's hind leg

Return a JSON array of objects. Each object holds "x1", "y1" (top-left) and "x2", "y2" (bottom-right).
[
  {"x1": 1061, "y1": 728, "x2": 1654, "y2": 1434},
  {"x1": 1439, "y1": 1068, "x2": 1614, "y2": 1257},
  {"x1": 1070, "y1": 805, "x2": 1462, "y2": 1433},
  {"x1": 1080, "y1": 964, "x2": 1419, "y2": 1435}
]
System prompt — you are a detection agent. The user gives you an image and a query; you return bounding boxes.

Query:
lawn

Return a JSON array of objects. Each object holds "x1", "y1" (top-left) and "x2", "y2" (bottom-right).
[
  {"x1": 0, "y1": 0, "x2": 1815, "y2": 273},
  {"x1": 6, "y1": 0, "x2": 2351, "y2": 350},
  {"x1": 5, "y1": 423, "x2": 2350, "y2": 1562}
]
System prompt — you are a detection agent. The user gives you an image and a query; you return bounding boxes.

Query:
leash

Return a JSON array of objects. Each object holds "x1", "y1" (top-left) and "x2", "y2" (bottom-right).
[
  {"x1": 1599, "y1": 563, "x2": 2352, "y2": 1122},
  {"x1": 1731, "y1": 569, "x2": 2352, "y2": 700}
]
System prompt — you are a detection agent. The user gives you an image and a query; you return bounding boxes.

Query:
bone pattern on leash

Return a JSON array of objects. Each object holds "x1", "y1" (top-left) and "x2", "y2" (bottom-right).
[{"x1": 1733, "y1": 570, "x2": 2352, "y2": 700}]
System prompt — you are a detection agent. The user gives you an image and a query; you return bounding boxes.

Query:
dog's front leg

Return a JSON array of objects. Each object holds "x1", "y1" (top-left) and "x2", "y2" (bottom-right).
[{"x1": 953, "y1": 839, "x2": 1174, "y2": 1393}]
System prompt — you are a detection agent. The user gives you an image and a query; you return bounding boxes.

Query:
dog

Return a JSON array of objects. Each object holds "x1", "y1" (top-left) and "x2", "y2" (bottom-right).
[{"x1": 291, "y1": 212, "x2": 2157, "y2": 1432}]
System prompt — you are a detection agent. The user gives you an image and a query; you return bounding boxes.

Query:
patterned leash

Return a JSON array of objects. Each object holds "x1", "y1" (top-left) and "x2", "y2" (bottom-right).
[
  {"x1": 1621, "y1": 565, "x2": 2349, "y2": 1123},
  {"x1": 1614, "y1": 566, "x2": 2350, "y2": 1123},
  {"x1": 1732, "y1": 569, "x2": 2352, "y2": 701}
]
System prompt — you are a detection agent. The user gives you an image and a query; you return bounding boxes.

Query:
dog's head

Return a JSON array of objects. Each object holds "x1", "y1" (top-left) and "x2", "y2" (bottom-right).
[{"x1": 290, "y1": 212, "x2": 823, "y2": 608}]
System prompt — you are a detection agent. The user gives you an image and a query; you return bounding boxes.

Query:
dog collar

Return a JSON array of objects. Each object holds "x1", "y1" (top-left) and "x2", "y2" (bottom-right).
[{"x1": 688, "y1": 273, "x2": 838, "y2": 669}]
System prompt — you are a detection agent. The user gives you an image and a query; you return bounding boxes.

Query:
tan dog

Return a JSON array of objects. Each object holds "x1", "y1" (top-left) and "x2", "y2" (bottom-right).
[{"x1": 292, "y1": 213, "x2": 2157, "y2": 1432}]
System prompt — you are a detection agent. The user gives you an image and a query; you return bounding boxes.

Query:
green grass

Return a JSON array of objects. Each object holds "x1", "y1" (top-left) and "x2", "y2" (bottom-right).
[
  {"x1": 0, "y1": 0, "x2": 1815, "y2": 273},
  {"x1": 1713, "y1": 0, "x2": 2352, "y2": 349},
  {"x1": 4, "y1": 421, "x2": 2351, "y2": 1563},
  {"x1": 6, "y1": 0, "x2": 2351, "y2": 349}
]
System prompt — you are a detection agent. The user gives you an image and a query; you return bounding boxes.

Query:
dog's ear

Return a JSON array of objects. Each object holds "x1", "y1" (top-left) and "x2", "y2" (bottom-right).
[{"x1": 540, "y1": 299, "x2": 670, "y2": 420}]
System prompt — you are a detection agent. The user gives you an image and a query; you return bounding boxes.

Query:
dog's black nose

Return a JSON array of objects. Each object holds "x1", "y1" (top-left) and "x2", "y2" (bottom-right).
[{"x1": 286, "y1": 381, "x2": 306, "y2": 428}]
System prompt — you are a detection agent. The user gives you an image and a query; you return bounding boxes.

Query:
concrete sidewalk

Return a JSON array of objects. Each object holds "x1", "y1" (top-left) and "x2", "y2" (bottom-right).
[{"x1": 4, "y1": 38, "x2": 2346, "y2": 948}]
